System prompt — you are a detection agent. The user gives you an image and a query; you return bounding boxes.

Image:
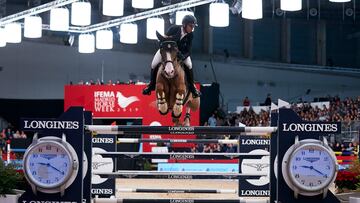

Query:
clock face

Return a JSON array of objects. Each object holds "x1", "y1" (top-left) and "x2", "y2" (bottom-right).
[
  {"x1": 25, "y1": 141, "x2": 72, "y2": 188},
  {"x1": 289, "y1": 144, "x2": 336, "y2": 192}
]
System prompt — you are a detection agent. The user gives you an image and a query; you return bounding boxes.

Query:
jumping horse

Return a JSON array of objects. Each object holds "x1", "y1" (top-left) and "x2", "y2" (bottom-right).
[{"x1": 155, "y1": 31, "x2": 200, "y2": 126}]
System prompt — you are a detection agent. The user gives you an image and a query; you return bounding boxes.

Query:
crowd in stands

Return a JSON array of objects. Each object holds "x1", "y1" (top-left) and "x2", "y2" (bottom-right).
[
  {"x1": 200, "y1": 95, "x2": 360, "y2": 154},
  {"x1": 0, "y1": 125, "x2": 27, "y2": 156},
  {"x1": 70, "y1": 79, "x2": 144, "y2": 86}
]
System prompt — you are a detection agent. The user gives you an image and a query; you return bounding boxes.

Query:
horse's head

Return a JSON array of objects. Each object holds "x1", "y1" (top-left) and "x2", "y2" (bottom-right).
[{"x1": 156, "y1": 31, "x2": 180, "y2": 79}]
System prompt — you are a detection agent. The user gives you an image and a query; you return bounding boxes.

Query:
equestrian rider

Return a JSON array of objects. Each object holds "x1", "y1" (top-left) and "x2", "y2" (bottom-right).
[{"x1": 142, "y1": 15, "x2": 201, "y2": 98}]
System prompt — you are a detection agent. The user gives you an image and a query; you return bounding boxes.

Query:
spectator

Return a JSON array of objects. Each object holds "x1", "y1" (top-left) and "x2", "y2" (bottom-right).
[
  {"x1": 264, "y1": 94, "x2": 272, "y2": 106},
  {"x1": 208, "y1": 113, "x2": 217, "y2": 127},
  {"x1": 243, "y1": 96, "x2": 250, "y2": 106}
]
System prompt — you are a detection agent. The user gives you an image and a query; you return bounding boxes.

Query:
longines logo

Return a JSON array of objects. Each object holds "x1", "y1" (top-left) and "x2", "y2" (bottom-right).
[
  {"x1": 282, "y1": 123, "x2": 338, "y2": 132},
  {"x1": 92, "y1": 162, "x2": 113, "y2": 170},
  {"x1": 240, "y1": 190, "x2": 270, "y2": 196},
  {"x1": 21, "y1": 201, "x2": 78, "y2": 203},
  {"x1": 92, "y1": 137, "x2": 114, "y2": 144},
  {"x1": 169, "y1": 154, "x2": 195, "y2": 160},
  {"x1": 23, "y1": 120, "x2": 79, "y2": 130},
  {"x1": 168, "y1": 126, "x2": 195, "y2": 134},
  {"x1": 241, "y1": 139, "x2": 270, "y2": 146},
  {"x1": 168, "y1": 175, "x2": 193, "y2": 179},
  {"x1": 91, "y1": 188, "x2": 113, "y2": 194},
  {"x1": 169, "y1": 200, "x2": 194, "y2": 203},
  {"x1": 243, "y1": 163, "x2": 270, "y2": 171}
]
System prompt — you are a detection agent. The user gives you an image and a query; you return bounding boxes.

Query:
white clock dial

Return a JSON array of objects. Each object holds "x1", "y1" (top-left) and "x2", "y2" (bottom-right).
[
  {"x1": 289, "y1": 144, "x2": 336, "y2": 192},
  {"x1": 25, "y1": 141, "x2": 72, "y2": 188}
]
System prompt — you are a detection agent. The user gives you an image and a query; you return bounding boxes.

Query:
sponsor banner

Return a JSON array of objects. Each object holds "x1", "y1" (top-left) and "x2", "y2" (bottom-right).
[
  {"x1": 19, "y1": 107, "x2": 84, "y2": 203},
  {"x1": 239, "y1": 136, "x2": 270, "y2": 197},
  {"x1": 91, "y1": 135, "x2": 116, "y2": 197},
  {"x1": 21, "y1": 119, "x2": 80, "y2": 131},
  {"x1": 64, "y1": 84, "x2": 200, "y2": 152},
  {"x1": 158, "y1": 163, "x2": 238, "y2": 172},
  {"x1": 281, "y1": 122, "x2": 341, "y2": 134}
]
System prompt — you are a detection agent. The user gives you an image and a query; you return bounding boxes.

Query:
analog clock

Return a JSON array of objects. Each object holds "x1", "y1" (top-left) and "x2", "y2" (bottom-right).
[
  {"x1": 282, "y1": 136, "x2": 338, "y2": 198},
  {"x1": 23, "y1": 134, "x2": 79, "y2": 196}
]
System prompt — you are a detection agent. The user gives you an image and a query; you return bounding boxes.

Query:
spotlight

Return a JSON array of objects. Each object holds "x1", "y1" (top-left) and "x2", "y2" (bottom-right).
[
  {"x1": 64, "y1": 33, "x2": 75, "y2": 46},
  {"x1": 230, "y1": 0, "x2": 242, "y2": 14}
]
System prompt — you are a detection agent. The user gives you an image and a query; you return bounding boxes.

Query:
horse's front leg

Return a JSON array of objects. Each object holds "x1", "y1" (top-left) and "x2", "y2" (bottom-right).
[
  {"x1": 156, "y1": 83, "x2": 169, "y2": 115},
  {"x1": 183, "y1": 107, "x2": 191, "y2": 127},
  {"x1": 172, "y1": 87, "x2": 186, "y2": 118}
]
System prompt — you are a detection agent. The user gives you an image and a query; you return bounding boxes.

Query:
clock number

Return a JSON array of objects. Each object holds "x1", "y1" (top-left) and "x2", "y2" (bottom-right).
[
  {"x1": 326, "y1": 165, "x2": 330, "y2": 170},
  {"x1": 46, "y1": 180, "x2": 50, "y2": 184},
  {"x1": 46, "y1": 145, "x2": 51, "y2": 150},
  {"x1": 295, "y1": 174, "x2": 300, "y2": 178},
  {"x1": 55, "y1": 177, "x2": 59, "y2": 182},
  {"x1": 301, "y1": 151, "x2": 305, "y2": 155},
  {"x1": 318, "y1": 180, "x2": 322, "y2": 184},
  {"x1": 292, "y1": 165, "x2": 297, "y2": 170},
  {"x1": 38, "y1": 148, "x2": 43, "y2": 153},
  {"x1": 301, "y1": 180, "x2": 305, "y2": 184},
  {"x1": 32, "y1": 171, "x2": 37, "y2": 175},
  {"x1": 309, "y1": 149, "x2": 314, "y2": 153},
  {"x1": 32, "y1": 154, "x2": 38, "y2": 158},
  {"x1": 309, "y1": 182, "x2": 313, "y2": 187},
  {"x1": 324, "y1": 174, "x2": 328, "y2": 178},
  {"x1": 64, "y1": 162, "x2": 68, "y2": 167},
  {"x1": 296, "y1": 157, "x2": 301, "y2": 161}
]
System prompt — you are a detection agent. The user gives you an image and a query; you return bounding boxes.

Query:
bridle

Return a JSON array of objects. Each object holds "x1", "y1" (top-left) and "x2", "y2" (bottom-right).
[{"x1": 159, "y1": 40, "x2": 178, "y2": 68}]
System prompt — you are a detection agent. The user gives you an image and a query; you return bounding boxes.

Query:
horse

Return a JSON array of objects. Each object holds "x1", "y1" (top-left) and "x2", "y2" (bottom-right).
[{"x1": 154, "y1": 31, "x2": 200, "y2": 126}]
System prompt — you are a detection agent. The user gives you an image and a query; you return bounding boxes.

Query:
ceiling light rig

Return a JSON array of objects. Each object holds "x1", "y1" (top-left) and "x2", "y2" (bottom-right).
[
  {"x1": 209, "y1": 1, "x2": 229, "y2": 27},
  {"x1": 132, "y1": 0, "x2": 154, "y2": 9},
  {"x1": 103, "y1": 0, "x2": 124, "y2": 16},
  {"x1": 24, "y1": 15, "x2": 42, "y2": 38}
]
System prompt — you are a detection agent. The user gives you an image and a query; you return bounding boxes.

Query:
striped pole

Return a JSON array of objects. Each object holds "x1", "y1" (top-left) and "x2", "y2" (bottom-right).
[
  {"x1": 96, "y1": 152, "x2": 269, "y2": 160},
  {"x1": 86, "y1": 125, "x2": 277, "y2": 135},
  {"x1": 117, "y1": 138, "x2": 239, "y2": 145},
  {"x1": 117, "y1": 188, "x2": 237, "y2": 194},
  {"x1": 95, "y1": 171, "x2": 268, "y2": 179}
]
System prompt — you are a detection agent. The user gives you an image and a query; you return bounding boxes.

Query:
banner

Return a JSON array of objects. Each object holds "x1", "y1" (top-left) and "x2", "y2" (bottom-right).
[{"x1": 65, "y1": 84, "x2": 200, "y2": 152}]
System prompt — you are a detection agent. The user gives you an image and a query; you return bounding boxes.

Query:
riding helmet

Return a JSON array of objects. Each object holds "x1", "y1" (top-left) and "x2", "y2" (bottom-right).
[{"x1": 182, "y1": 15, "x2": 198, "y2": 26}]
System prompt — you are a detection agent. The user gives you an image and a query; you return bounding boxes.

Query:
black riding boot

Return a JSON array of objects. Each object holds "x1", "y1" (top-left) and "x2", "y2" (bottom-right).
[
  {"x1": 184, "y1": 67, "x2": 201, "y2": 98},
  {"x1": 142, "y1": 66, "x2": 158, "y2": 95}
]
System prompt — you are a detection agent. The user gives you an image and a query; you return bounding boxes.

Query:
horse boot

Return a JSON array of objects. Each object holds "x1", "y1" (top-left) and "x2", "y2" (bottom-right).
[
  {"x1": 142, "y1": 66, "x2": 159, "y2": 95},
  {"x1": 184, "y1": 66, "x2": 201, "y2": 98}
]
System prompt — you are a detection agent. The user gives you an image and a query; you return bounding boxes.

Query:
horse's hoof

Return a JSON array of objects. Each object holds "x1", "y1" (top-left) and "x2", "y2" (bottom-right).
[
  {"x1": 171, "y1": 111, "x2": 181, "y2": 119},
  {"x1": 159, "y1": 109, "x2": 169, "y2": 115}
]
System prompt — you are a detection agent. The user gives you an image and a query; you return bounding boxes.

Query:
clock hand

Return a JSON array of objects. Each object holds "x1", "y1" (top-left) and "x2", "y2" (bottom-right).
[
  {"x1": 47, "y1": 163, "x2": 65, "y2": 175},
  {"x1": 311, "y1": 166, "x2": 325, "y2": 176},
  {"x1": 37, "y1": 162, "x2": 64, "y2": 175},
  {"x1": 300, "y1": 165, "x2": 325, "y2": 176},
  {"x1": 299, "y1": 165, "x2": 311, "y2": 169}
]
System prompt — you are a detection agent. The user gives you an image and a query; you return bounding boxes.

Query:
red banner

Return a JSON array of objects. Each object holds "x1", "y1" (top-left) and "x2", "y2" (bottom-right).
[{"x1": 64, "y1": 84, "x2": 200, "y2": 151}]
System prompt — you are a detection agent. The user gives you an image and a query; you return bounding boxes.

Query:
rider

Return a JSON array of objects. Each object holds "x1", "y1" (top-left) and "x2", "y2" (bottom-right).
[{"x1": 142, "y1": 14, "x2": 201, "y2": 98}]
